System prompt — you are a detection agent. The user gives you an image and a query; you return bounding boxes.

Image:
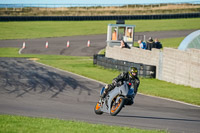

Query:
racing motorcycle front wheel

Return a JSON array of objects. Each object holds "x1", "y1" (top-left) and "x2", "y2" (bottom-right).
[{"x1": 110, "y1": 96, "x2": 125, "y2": 116}]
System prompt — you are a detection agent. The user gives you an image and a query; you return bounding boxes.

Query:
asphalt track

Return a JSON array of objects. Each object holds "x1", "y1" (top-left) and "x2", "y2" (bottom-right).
[
  {"x1": 0, "y1": 30, "x2": 196, "y2": 56},
  {"x1": 0, "y1": 30, "x2": 200, "y2": 133}
]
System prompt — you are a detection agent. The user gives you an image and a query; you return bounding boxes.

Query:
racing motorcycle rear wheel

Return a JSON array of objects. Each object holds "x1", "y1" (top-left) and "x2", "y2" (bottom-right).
[
  {"x1": 110, "y1": 96, "x2": 125, "y2": 116},
  {"x1": 94, "y1": 102, "x2": 103, "y2": 115}
]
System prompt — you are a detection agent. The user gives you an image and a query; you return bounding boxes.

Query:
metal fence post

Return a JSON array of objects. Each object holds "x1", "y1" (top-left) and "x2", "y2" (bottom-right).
[{"x1": 158, "y1": 51, "x2": 163, "y2": 80}]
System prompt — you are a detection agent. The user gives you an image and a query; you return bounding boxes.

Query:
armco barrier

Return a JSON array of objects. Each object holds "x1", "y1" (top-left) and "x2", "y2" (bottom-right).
[
  {"x1": 93, "y1": 54, "x2": 156, "y2": 78},
  {"x1": 0, "y1": 13, "x2": 199, "y2": 21}
]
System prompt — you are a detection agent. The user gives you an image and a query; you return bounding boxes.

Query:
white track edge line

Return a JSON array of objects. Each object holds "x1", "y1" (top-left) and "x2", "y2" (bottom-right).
[
  {"x1": 138, "y1": 93, "x2": 200, "y2": 108},
  {"x1": 18, "y1": 48, "x2": 24, "y2": 54}
]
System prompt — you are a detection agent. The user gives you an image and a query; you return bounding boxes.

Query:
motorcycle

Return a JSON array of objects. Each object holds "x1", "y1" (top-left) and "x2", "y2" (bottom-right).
[{"x1": 94, "y1": 81, "x2": 135, "y2": 116}]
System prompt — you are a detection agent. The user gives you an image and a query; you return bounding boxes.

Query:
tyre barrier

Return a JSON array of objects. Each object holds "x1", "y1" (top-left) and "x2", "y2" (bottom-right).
[{"x1": 93, "y1": 54, "x2": 156, "y2": 78}]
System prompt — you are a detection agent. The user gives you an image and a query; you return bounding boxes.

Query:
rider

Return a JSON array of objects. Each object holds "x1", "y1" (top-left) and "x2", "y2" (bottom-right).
[{"x1": 101, "y1": 67, "x2": 140, "y2": 103}]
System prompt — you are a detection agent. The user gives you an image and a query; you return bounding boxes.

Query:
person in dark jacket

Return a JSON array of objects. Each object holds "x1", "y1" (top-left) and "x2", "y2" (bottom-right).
[
  {"x1": 101, "y1": 67, "x2": 140, "y2": 102},
  {"x1": 146, "y1": 37, "x2": 155, "y2": 50},
  {"x1": 154, "y1": 38, "x2": 163, "y2": 49}
]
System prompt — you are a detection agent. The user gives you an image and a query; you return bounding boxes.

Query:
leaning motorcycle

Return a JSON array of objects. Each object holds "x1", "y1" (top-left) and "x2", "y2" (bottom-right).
[{"x1": 94, "y1": 81, "x2": 135, "y2": 116}]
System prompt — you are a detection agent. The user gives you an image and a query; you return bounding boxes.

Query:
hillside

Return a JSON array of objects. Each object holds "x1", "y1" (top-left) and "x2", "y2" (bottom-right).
[{"x1": 0, "y1": 3, "x2": 200, "y2": 16}]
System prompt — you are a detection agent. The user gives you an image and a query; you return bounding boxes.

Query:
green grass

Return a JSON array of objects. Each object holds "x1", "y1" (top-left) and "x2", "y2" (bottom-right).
[
  {"x1": 0, "y1": 115, "x2": 166, "y2": 133},
  {"x1": 1, "y1": 47, "x2": 200, "y2": 106},
  {"x1": 160, "y1": 37, "x2": 184, "y2": 48},
  {"x1": 139, "y1": 78, "x2": 200, "y2": 105},
  {"x1": 0, "y1": 18, "x2": 200, "y2": 40}
]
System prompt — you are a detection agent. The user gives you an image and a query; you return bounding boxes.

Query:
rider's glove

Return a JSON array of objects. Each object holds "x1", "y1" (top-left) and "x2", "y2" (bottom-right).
[
  {"x1": 116, "y1": 81, "x2": 122, "y2": 87},
  {"x1": 112, "y1": 80, "x2": 117, "y2": 86},
  {"x1": 105, "y1": 84, "x2": 109, "y2": 89}
]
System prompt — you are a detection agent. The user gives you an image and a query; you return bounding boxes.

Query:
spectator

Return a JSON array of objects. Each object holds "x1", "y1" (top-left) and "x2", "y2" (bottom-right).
[
  {"x1": 126, "y1": 28, "x2": 132, "y2": 38},
  {"x1": 112, "y1": 29, "x2": 117, "y2": 40},
  {"x1": 146, "y1": 37, "x2": 155, "y2": 51},
  {"x1": 120, "y1": 40, "x2": 130, "y2": 49},
  {"x1": 138, "y1": 40, "x2": 146, "y2": 49},
  {"x1": 154, "y1": 38, "x2": 163, "y2": 49}
]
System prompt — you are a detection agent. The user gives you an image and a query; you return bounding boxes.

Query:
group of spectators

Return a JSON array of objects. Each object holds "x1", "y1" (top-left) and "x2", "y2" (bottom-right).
[{"x1": 137, "y1": 37, "x2": 162, "y2": 50}]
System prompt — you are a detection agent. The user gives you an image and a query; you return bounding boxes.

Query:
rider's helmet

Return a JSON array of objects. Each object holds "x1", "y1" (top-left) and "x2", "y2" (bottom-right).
[{"x1": 129, "y1": 67, "x2": 138, "y2": 79}]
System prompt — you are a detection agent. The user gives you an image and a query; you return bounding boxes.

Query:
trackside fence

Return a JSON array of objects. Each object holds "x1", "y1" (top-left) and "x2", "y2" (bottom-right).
[
  {"x1": 93, "y1": 54, "x2": 156, "y2": 78},
  {"x1": 0, "y1": 13, "x2": 200, "y2": 21}
]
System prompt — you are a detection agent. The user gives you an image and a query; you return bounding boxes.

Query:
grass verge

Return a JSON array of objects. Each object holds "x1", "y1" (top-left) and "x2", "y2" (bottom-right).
[
  {"x1": 160, "y1": 37, "x2": 184, "y2": 48},
  {"x1": 0, "y1": 18, "x2": 200, "y2": 40},
  {"x1": 0, "y1": 47, "x2": 200, "y2": 106},
  {"x1": 0, "y1": 115, "x2": 167, "y2": 133}
]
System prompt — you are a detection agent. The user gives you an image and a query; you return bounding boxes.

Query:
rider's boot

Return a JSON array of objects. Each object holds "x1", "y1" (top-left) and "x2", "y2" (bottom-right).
[{"x1": 132, "y1": 93, "x2": 136, "y2": 104}]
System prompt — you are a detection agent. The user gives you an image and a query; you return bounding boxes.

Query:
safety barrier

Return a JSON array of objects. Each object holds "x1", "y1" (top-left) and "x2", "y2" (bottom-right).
[
  {"x1": 93, "y1": 54, "x2": 156, "y2": 78},
  {"x1": 0, "y1": 13, "x2": 199, "y2": 21}
]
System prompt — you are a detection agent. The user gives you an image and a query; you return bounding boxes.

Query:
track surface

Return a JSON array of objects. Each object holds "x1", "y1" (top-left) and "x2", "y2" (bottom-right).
[
  {"x1": 0, "y1": 30, "x2": 200, "y2": 133},
  {"x1": 0, "y1": 30, "x2": 196, "y2": 56},
  {"x1": 0, "y1": 58, "x2": 199, "y2": 133}
]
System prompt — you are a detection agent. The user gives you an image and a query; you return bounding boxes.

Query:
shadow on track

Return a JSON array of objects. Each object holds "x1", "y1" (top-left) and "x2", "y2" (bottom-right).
[
  {"x1": 0, "y1": 58, "x2": 93, "y2": 98},
  {"x1": 117, "y1": 115, "x2": 200, "y2": 123}
]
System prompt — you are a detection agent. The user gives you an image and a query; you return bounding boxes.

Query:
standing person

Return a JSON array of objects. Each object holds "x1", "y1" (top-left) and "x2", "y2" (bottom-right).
[
  {"x1": 126, "y1": 28, "x2": 132, "y2": 38},
  {"x1": 101, "y1": 67, "x2": 140, "y2": 104},
  {"x1": 154, "y1": 38, "x2": 163, "y2": 49},
  {"x1": 146, "y1": 37, "x2": 155, "y2": 51},
  {"x1": 112, "y1": 29, "x2": 117, "y2": 40},
  {"x1": 138, "y1": 40, "x2": 146, "y2": 49}
]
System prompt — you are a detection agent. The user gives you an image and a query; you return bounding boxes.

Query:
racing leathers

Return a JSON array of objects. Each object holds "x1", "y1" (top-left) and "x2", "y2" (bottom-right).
[{"x1": 102, "y1": 72, "x2": 140, "y2": 98}]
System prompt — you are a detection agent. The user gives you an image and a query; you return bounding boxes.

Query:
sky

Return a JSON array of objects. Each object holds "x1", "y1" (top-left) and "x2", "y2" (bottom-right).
[{"x1": 0, "y1": 0, "x2": 200, "y2": 5}]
